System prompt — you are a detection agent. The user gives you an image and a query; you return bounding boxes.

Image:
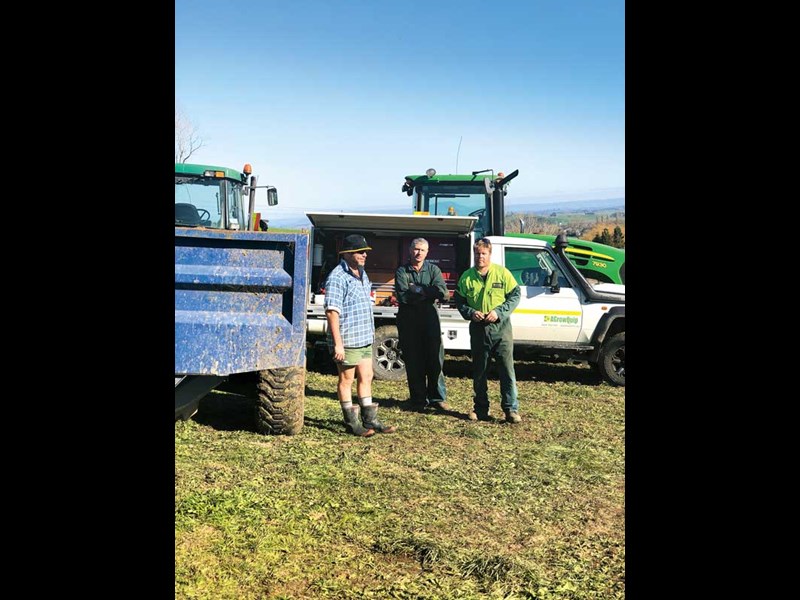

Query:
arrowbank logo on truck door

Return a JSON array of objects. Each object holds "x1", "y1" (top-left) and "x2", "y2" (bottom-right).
[
  {"x1": 515, "y1": 308, "x2": 581, "y2": 327},
  {"x1": 544, "y1": 314, "x2": 579, "y2": 325}
]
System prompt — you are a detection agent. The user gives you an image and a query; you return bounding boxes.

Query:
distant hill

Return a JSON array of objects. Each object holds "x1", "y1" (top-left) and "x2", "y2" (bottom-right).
[
  {"x1": 264, "y1": 197, "x2": 625, "y2": 228},
  {"x1": 507, "y1": 197, "x2": 625, "y2": 214}
]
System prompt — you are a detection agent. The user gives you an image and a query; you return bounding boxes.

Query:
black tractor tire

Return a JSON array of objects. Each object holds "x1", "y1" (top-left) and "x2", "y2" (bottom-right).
[
  {"x1": 598, "y1": 332, "x2": 625, "y2": 386},
  {"x1": 373, "y1": 325, "x2": 406, "y2": 381},
  {"x1": 255, "y1": 366, "x2": 305, "y2": 435}
]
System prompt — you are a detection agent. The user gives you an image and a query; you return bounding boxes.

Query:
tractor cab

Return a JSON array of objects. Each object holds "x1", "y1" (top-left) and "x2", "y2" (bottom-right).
[
  {"x1": 175, "y1": 162, "x2": 278, "y2": 231},
  {"x1": 401, "y1": 168, "x2": 518, "y2": 239}
]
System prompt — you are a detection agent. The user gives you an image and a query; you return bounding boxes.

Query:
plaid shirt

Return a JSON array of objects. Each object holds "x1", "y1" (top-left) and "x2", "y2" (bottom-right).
[{"x1": 324, "y1": 259, "x2": 374, "y2": 350}]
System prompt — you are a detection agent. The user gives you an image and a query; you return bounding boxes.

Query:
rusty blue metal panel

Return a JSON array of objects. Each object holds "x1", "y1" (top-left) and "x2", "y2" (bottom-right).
[{"x1": 175, "y1": 228, "x2": 309, "y2": 375}]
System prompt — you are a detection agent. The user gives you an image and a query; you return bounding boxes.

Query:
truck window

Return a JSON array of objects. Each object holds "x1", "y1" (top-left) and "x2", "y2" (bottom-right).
[{"x1": 505, "y1": 247, "x2": 572, "y2": 288}]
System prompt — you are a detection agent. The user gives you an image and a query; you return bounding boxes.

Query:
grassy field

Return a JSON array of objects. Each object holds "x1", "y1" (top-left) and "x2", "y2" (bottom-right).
[{"x1": 175, "y1": 356, "x2": 625, "y2": 599}]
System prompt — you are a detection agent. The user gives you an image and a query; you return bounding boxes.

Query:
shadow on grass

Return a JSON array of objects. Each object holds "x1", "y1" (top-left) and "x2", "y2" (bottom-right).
[
  {"x1": 513, "y1": 360, "x2": 603, "y2": 385},
  {"x1": 303, "y1": 385, "x2": 473, "y2": 420},
  {"x1": 193, "y1": 391, "x2": 257, "y2": 433},
  {"x1": 194, "y1": 387, "x2": 353, "y2": 435},
  {"x1": 308, "y1": 345, "x2": 606, "y2": 387},
  {"x1": 194, "y1": 390, "x2": 358, "y2": 435},
  {"x1": 193, "y1": 387, "x2": 415, "y2": 435},
  {"x1": 193, "y1": 357, "x2": 604, "y2": 434},
  {"x1": 193, "y1": 355, "x2": 602, "y2": 433},
  {"x1": 305, "y1": 386, "x2": 411, "y2": 412},
  {"x1": 298, "y1": 415, "x2": 343, "y2": 435},
  {"x1": 443, "y1": 356, "x2": 604, "y2": 386},
  {"x1": 309, "y1": 353, "x2": 603, "y2": 386}
]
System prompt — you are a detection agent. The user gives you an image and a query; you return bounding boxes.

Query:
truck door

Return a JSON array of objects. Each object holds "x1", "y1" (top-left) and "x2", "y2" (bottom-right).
[{"x1": 501, "y1": 245, "x2": 583, "y2": 342}]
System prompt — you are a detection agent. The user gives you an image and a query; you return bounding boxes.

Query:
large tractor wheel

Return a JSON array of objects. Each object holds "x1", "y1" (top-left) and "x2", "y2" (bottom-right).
[
  {"x1": 373, "y1": 325, "x2": 406, "y2": 381},
  {"x1": 598, "y1": 332, "x2": 625, "y2": 386},
  {"x1": 255, "y1": 366, "x2": 305, "y2": 435}
]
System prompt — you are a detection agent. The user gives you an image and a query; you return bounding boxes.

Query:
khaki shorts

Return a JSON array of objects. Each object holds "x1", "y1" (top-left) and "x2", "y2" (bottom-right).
[{"x1": 339, "y1": 345, "x2": 373, "y2": 367}]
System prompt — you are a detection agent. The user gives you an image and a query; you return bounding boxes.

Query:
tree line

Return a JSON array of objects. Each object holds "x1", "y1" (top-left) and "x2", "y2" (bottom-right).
[
  {"x1": 591, "y1": 226, "x2": 624, "y2": 248},
  {"x1": 505, "y1": 212, "x2": 625, "y2": 249}
]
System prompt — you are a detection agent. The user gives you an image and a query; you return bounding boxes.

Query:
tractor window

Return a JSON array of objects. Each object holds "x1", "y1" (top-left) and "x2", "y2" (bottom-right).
[
  {"x1": 227, "y1": 183, "x2": 244, "y2": 230},
  {"x1": 469, "y1": 208, "x2": 489, "y2": 240},
  {"x1": 175, "y1": 176, "x2": 245, "y2": 229},
  {"x1": 418, "y1": 185, "x2": 488, "y2": 219},
  {"x1": 412, "y1": 183, "x2": 491, "y2": 237}
]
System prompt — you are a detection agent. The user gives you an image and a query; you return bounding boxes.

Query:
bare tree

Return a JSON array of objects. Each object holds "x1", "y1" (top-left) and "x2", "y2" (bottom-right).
[{"x1": 175, "y1": 105, "x2": 205, "y2": 163}]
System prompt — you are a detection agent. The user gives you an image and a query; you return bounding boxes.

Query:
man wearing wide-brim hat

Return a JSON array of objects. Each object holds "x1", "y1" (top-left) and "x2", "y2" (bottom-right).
[{"x1": 324, "y1": 234, "x2": 397, "y2": 436}]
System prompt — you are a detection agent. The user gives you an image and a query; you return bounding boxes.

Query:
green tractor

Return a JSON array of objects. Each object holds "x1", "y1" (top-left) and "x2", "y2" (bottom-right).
[
  {"x1": 402, "y1": 168, "x2": 625, "y2": 284},
  {"x1": 175, "y1": 162, "x2": 278, "y2": 231}
]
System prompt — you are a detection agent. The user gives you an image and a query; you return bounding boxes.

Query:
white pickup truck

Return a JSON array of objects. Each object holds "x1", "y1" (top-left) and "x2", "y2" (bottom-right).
[{"x1": 304, "y1": 212, "x2": 625, "y2": 386}]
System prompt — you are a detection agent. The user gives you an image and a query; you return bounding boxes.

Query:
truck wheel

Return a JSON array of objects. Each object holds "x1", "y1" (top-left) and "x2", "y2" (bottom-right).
[
  {"x1": 598, "y1": 332, "x2": 625, "y2": 386},
  {"x1": 255, "y1": 366, "x2": 305, "y2": 435},
  {"x1": 373, "y1": 325, "x2": 406, "y2": 381}
]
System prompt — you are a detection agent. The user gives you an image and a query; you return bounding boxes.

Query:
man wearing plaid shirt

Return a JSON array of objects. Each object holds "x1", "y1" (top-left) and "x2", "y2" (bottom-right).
[{"x1": 325, "y1": 234, "x2": 396, "y2": 436}]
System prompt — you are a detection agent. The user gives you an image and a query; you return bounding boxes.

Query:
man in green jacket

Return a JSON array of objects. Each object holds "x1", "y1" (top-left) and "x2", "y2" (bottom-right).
[
  {"x1": 454, "y1": 238, "x2": 522, "y2": 423},
  {"x1": 395, "y1": 237, "x2": 451, "y2": 412}
]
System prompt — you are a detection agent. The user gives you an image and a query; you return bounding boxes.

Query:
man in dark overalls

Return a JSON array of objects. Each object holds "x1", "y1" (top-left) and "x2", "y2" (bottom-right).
[
  {"x1": 395, "y1": 238, "x2": 450, "y2": 412},
  {"x1": 454, "y1": 237, "x2": 522, "y2": 423}
]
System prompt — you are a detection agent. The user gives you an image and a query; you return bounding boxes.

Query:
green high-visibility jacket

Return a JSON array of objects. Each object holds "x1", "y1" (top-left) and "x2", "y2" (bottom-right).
[{"x1": 455, "y1": 264, "x2": 520, "y2": 322}]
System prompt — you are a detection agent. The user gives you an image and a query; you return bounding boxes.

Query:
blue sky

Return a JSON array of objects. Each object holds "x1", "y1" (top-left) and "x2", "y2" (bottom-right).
[{"x1": 175, "y1": 0, "x2": 624, "y2": 222}]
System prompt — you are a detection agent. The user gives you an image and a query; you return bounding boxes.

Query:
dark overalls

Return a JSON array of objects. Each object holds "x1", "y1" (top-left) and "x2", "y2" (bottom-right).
[{"x1": 395, "y1": 261, "x2": 450, "y2": 406}]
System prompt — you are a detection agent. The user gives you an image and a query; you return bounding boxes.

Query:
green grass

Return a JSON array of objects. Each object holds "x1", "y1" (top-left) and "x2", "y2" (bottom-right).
[{"x1": 175, "y1": 356, "x2": 625, "y2": 599}]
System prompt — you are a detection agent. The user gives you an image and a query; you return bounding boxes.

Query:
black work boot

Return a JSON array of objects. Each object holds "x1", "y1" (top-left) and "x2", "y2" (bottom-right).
[
  {"x1": 408, "y1": 399, "x2": 427, "y2": 412},
  {"x1": 341, "y1": 405, "x2": 375, "y2": 437},
  {"x1": 361, "y1": 404, "x2": 397, "y2": 433}
]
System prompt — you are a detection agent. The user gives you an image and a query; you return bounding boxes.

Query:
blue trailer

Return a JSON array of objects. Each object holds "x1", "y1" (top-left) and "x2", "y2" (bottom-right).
[{"x1": 175, "y1": 163, "x2": 308, "y2": 435}]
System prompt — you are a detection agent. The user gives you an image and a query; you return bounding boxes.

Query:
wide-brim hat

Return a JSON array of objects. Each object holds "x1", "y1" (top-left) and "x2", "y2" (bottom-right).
[{"x1": 339, "y1": 234, "x2": 372, "y2": 254}]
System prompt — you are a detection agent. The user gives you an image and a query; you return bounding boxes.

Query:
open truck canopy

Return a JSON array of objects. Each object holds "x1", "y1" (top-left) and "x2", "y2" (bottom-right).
[{"x1": 305, "y1": 212, "x2": 477, "y2": 236}]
